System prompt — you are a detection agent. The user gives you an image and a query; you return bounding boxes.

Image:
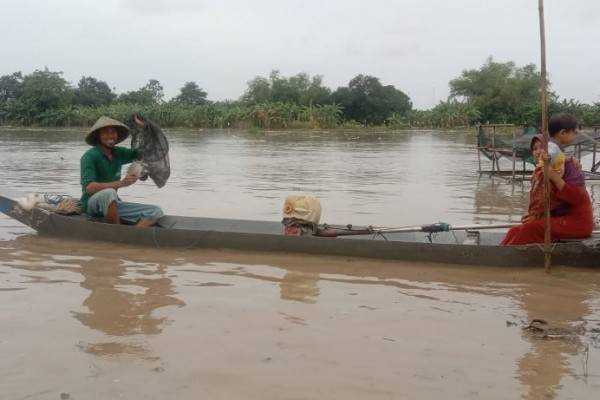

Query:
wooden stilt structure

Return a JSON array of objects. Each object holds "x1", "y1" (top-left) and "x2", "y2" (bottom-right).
[{"x1": 475, "y1": 124, "x2": 600, "y2": 181}]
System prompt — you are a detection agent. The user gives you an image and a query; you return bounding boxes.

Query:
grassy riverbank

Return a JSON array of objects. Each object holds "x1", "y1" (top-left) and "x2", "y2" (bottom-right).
[{"x1": 0, "y1": 102, "x2": 425, "y2": 131}]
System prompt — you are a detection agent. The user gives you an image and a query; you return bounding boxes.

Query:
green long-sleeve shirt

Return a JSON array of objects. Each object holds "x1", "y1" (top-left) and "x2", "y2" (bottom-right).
[{"x1": 80, "y1": 146, "x2": 138, "y2": 212}]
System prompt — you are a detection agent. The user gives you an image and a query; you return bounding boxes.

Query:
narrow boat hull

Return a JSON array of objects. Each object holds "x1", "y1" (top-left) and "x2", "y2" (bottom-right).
[{"x1": 1, "y1": 190, "x2": 599, "y2": 267}]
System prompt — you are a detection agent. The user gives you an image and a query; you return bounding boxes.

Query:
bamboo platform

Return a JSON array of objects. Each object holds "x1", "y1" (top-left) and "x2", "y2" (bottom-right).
[{"x1": 476, "y1": 124, "x2": 600, "y2": 182}]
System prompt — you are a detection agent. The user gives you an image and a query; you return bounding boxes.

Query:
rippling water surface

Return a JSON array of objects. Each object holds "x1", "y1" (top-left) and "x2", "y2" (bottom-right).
[
  {"x1": 7, "y1": 127, "x2": 597, "y2": 225},
  {"x1": 1, "y1": 128, "x2": 599, "y2": 399}
]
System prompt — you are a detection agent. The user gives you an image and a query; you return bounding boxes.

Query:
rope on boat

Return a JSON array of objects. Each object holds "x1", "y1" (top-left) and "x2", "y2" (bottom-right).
[
  {"x1": 534, "y1": 241, "x2": 559, "y2": 255},
  {"x1": 372, "y1": 231, "x2": 389, "y2": 241},
  {"x1": 583, "y1": 239, "x2": 600, "y2": 250},
  {"x1": 451, "y1": 230, "x2": 459, "y2": 244},
  {"x1": 152, "y1": 226, "x2": 161, "y2": 249}
]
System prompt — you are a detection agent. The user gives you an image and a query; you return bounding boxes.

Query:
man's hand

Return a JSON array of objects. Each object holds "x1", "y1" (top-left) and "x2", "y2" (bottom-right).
[
  {"x1": 133, "y1": 113, "x2": 145, "y2": 128},
  {"x1": 119, "y1": 174, "x2": 138, "y2": 188}
]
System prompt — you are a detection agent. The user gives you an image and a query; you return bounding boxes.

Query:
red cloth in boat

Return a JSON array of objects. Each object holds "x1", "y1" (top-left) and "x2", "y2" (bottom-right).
[{"x1": 501, "y1": 183, "x2": 594, "y2": 245}]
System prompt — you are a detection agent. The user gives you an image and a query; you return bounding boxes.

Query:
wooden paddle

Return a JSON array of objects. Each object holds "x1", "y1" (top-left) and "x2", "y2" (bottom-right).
[{"x1": 538, "y1": 0, "x2": 552, "y2": 273}]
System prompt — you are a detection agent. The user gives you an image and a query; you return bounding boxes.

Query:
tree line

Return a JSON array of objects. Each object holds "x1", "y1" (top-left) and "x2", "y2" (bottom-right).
[{"x1": 1, "y1": 58, "x2": 599, "y2": 129}]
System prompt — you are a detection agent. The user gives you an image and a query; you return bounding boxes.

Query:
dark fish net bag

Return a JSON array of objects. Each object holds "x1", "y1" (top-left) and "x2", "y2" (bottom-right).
[{"x1": 126, "y1": 113, "x2": 170, "y2": 188}]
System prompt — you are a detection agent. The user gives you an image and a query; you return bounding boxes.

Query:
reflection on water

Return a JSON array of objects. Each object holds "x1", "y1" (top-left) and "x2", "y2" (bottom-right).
[
  {"x1": 2, "y1": 236, "x2": 600, "y2": 398},
  {"x1": 472, "y1": 176, "x2": 528, "y2": 223},
  {"x1": 72, "y1": 258, "x2": 184, "y2": 360},
  {"x1": 1, "y1": 128, "x2": 600, "y2": 398},
  {"x1": 279, "y1": 271, "x2": 320, "y2": 303},
  {"x1": 79, "y1": 341, "x2": 150, "y2": 358},
  {"x1": 72, "y1": 259, "x2": 185, "y2": 338},
  {"x1": 516, "y1": 282, "x2": 591, "y2": 400}
]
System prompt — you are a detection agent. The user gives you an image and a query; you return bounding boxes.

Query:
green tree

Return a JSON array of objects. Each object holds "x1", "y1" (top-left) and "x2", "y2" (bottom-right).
[
  {"x1": 299, "y1": 74, "x2": 331, "y2": 106},
  {"x1": 270, "y1": 70, "x2": 300, "y2": 104},
  {"x1": 242, "y1": 70, "x2": 332, "y2": 106},
  {"x1": 0, "y1": 72, "x2": 23, "y2": 103},
  {"x1": 172, "y1": 81, "x2": 208, "y2": 106},
  {"x1": 74, "y1": 76, "x2": 116, "y2": 106},
  {"x1": 119, "y1": 79, "x2": 164, "y2": 105},
  {"x1": 9, "y1": 68, "x2": 73, "y2": 124},
  {"x1": 331, "y1": 74, "x2": 412, "y2": 124},
  {"x1": 241, "y1": 75, "x2": 272, "y2": 104},
  {"x1": 576, "y1": 102, "x2": 600, "y2": 125},
  {"x1": 449, "y1": 57, "x2": 551, "y2": 124},
  {"x1": 0, "y1": 72, "x2": 23, "y2": 122}
]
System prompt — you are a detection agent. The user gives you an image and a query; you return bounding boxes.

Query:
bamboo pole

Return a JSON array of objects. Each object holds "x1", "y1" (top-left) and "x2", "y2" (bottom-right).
[
  {"x1": 538, "y1": 0, "x2": 552, "y2": 273},
  {"x1": 477, "y1": 125, "x2": 482, "y2": 172},
  {"x1": 512, "y1": 127, "x2": 517, "y2": 181}
]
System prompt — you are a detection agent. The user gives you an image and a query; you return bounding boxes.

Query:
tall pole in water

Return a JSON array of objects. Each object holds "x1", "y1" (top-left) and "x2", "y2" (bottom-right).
[{"x1": 538, "y1": 0, "x2": 552, "y2": 273}]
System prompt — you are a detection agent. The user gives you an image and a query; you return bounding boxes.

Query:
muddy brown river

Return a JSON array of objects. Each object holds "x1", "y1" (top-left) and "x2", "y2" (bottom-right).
[{"x1": 1, "y1": 128, "x2": 599, "y2": 399}]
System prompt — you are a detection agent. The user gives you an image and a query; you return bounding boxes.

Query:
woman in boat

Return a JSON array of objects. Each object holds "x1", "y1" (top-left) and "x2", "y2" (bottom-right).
[{"x1": 501, "y1": 114, "x2": 594, "y2": 245}]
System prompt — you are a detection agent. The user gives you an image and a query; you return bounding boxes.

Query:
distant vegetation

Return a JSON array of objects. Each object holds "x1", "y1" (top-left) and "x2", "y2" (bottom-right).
[{"x1": 1, "y1": 58, "x2": 600, "y2": 130}]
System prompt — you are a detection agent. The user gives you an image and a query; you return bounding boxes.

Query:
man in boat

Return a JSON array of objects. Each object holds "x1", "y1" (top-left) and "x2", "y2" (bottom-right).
[{"x1": 80, "y1": 115, "x2": 164, "y2": 227}]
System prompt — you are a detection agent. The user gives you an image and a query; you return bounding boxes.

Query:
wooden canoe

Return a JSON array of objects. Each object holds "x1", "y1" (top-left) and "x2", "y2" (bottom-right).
[{"x1": 1, "y1": 189, "x2": 598, "y2": 267}]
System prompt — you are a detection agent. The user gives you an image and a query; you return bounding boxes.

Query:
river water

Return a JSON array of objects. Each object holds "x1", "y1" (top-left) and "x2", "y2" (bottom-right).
[{"x1": 1, "y1": 128, "x2": 599, "y2": 399}]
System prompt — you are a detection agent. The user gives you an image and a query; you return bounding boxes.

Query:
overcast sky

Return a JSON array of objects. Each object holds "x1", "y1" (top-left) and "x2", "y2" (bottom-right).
[{"x1": 1, "y1": 0, "x2": 599, "y2": 109}]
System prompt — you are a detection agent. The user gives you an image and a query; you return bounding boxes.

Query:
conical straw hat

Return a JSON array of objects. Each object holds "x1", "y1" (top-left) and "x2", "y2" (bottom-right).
[{"x1": 85, "y1": 116, "x2": 130, "y2": 145}]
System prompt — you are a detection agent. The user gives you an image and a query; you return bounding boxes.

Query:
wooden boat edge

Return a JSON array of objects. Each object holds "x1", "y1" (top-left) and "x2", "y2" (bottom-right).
[{"x1": 1, "y1": 190, "x2": 598, "y2": 268}]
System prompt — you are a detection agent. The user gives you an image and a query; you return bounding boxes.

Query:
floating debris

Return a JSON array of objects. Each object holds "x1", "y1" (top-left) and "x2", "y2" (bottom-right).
[{"x1": 521, "y1": 319, "x2": 584, "y2": 340}]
